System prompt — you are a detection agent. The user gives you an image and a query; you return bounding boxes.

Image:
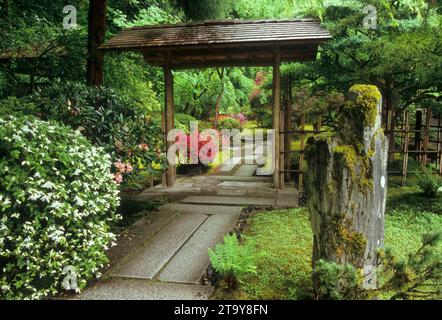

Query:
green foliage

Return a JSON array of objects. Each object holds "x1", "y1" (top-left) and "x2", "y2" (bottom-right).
[
  {"x1": 377, "y1": 231, "x2": 442, "y2": 300},
  {"x1": 313, "y1": 259, "x2": 363, "y2": 300},
  {"x1": 110, "y1": 1, "x2": 181, "y2": 28},
  {"x1": 209, "y1": 234, "x2": 262, "y2": 288},
  {"x1": 104, "y1": 53, "x2": 161, "y2": 113},
  {"x1": 287, "y1": 0, "x2": 442, "y2": 125},
  {"x1": 0, "y1": 116, "x2": 120, "y2": 299},
  {"x1": 174, "y1": 113, "x2": 198, "y2": 133},
  {"x1": 174, "y1": 68, "x2": 253, "y2": 120},
  {"x1": 415, "y1": 166, "x2": 442, "y2": 198},
  {"x1": 0, "y1": 14, "x2": 87, "y2": 97},
  {"x1": 0, "y1": 96, "x2": 38, "y2": 117},
  {"x1": 217, "y1": 117, "x2": 241, "y2": 130},
  {"x1": 313, "y1": 231, "x2": 442, "y2": 300},
  {"x1": 175, "y1": 0, "x2": 233, "y2": 21},
  {"x1": 33, "y1": 81, "x2": 166, "y2": 180}
]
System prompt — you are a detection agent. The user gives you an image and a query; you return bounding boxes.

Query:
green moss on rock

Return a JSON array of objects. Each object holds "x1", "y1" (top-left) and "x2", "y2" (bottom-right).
[
  {"x1": 347, "y1": 84, "x2": 381, "y2": 128},
  {"x1": 333, "y1": 144, "x2": 373, "y2": 191}
]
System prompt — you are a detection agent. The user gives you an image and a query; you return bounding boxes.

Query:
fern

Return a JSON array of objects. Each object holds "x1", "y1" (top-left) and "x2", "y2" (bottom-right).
[{"x1": 208, "y1": 234, "x2": 265, "y2": 288}]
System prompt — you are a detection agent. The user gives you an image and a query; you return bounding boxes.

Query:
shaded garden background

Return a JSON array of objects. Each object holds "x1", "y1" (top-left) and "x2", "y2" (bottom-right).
[{"x1": 1, "y1": 0, "x2": 441, "y2": 300}]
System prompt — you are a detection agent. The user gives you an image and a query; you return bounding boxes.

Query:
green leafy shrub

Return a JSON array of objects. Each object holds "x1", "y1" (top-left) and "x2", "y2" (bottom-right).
[
  {"x1": 174, "y1": 113, "x2": 197, "y2": 133},
  {"x1": 24, "y1": 81, "x2": 167, "y2": 184},
  {"x1": 208, "y1": 234, "x2": 263, "y2": 288},
  {"x1": 0, "y1": 116, "x2": 120, "y2": 299},
  {"x1": 0, "y1": 96, "x2": 38, "y2": 117},
  {"x1": 198, "y1": 121, "x2": 213, "y2": 131},
  {"x1": 217, "y1": 117, "x2": 241, "y2": 130},
  {"x1": 415, "y1": 166, "x2": 442, "y2": 198}
]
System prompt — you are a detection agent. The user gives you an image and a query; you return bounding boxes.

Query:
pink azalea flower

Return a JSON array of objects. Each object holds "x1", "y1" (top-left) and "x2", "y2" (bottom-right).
[
  {"x1": 112, "y1": 172, "x2": 123, "y2": 184},
  {"x1": 125, "y1": 163, "x2": 133, "y2": 173},
  {"x1": 114, "y1": 161, "x2": 125, "y2": 173}
]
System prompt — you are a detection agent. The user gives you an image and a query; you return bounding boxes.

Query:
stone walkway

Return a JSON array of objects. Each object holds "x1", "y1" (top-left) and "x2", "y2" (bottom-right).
[{"x1": 74, "y1": 153, "x2": 297, "y2": 300}]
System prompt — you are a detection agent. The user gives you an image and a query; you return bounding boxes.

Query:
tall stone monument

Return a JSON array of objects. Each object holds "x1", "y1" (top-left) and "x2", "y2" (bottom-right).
[{"x1": 306, "y1": 85, "x2": 388, "y2": 289}]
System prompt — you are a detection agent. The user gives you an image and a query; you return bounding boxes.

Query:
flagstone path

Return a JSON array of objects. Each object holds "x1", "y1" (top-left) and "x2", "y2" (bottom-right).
[{"x1": 74, "y1": 147, "x2": 297, "y2": 300}]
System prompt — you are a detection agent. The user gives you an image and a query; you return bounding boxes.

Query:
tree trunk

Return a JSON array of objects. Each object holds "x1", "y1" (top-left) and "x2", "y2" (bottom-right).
[
  {"x1": 284, "y1": 75, "x2": 292, "y2": 182},
  {"x1": 87, "y1": 0, "x2": 107, "y2": 86},
  {"x1": 1, "y1": 0, "x2": 8, "y2": 17},
  {"x1": 384, "y1": 89, "x2": 396, "y2": 162}
]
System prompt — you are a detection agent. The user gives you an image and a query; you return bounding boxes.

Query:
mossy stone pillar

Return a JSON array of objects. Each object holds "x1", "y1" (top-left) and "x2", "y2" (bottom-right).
[{"x1": 306, "y1": 85, "x2": 388, "y2": 289}]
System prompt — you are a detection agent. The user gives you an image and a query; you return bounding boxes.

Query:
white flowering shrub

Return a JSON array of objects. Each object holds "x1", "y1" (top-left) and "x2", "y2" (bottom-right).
[{"x1": 0, "y1": 116, "x2": 120, "y2": 299}]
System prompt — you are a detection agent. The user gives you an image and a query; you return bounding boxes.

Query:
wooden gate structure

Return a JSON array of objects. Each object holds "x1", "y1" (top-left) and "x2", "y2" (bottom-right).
[
  {"x1": 281, "y1": 106, "x2": 442, "y2": 191},
  {"x1": 386, "y1": 109, "x2": 442, "y2": 185},
  {"x1": 100, "y1": 19, "x2": 331, "y2": 189}
]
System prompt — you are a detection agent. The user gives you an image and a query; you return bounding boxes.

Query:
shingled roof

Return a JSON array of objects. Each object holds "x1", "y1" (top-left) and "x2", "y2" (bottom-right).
[{"x1": 101, "y1": 19, "x2": 331, "y2": 69}]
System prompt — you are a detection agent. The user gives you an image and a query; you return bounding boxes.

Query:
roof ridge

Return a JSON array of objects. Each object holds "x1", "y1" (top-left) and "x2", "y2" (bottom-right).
[{"x1": 122, "y1": 18, "x2": 320, "y2": 32}]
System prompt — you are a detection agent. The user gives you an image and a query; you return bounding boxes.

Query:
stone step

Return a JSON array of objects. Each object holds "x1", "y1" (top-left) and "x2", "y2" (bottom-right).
[
  {"x1": 211, "y1": 175, "x2": 271, "y2": 182},
  {"x1": 111, "y1": 213, "x2": 207, "y2": 279},
  {"x1": 74, "y1": 278, "x2": 213, "y2": 300},
  {"x1": 217, "y1": 163, "x2": 236, "y2": 172},
  {"x1": 276, "y1": 189, "x2": 299, "y2": 208},
  {"x1": 218, "y1": 180, "x2": 272, "y2": 188},
  {"x1": 181, "y1": 195, "x2": 275, "y2": 207},
  {"x1": 158, "y1": 213, "x2": 239, "y2": 284},
  {"x1": 233, "y1": 164, "x2": 258, "y2": 176},
  {"x1": 160, "y1": 203, "x2": 242, "y2": 215}
]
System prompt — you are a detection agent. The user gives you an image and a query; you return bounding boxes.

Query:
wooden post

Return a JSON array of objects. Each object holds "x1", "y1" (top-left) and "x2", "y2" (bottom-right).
[
  {"x1": 387, "y1": 110, "x2": 394, "y2": 161},
  {"x1": 272, "y1": 47, "x2": 281, "y2": 189},
  {"x1": 284, "y1": 75, "x2": 292, "y2": 183},
  {"x1": 280, "y1": 93, "x2": 285, "y2": 189},
  {"x1": 438, "y1": 114, "x2": 442, "y2": 176},
  {"x1": 316, "y1": 115, "x2": 322, "y2": 133},
  {"x1": 401, "y1": 112, "x2": 410, "y2": 186},
  {"x1": 298, "y1": 114, "x2": 305, "y2": 191},
  {"x1": 415, "y1": 110, "x2": 423, "y2": 161},
  {"x1": 422, "y1": 108, "x2": 432, "y2": 166},
  {"x1": 164, "y1": 62, "x2": 175, "y2": 187}
]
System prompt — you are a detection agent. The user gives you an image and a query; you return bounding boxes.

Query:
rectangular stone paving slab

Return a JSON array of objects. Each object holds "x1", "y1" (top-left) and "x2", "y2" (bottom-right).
[
  {"x1": 158, "y1": 213, "x2": 239, "y2": 284},
  {"x1": 74, "y1": 278, "x2": 213, "y2": 300},
  {"x1": 106, "y1": 210, "x2": 177, "y2": 275},
  {"x1": 160, "y1": 203, "x2": 242, "y2": 215},
  {"x1": 233, "y1": 164, "x2": 258, "y2": 176},
  {"x1": 181, "y1": 195, "x2": 275, "y2": 207},
  {"x1": 111, "y1": 213, "x2": 207, "y2": 279}
]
